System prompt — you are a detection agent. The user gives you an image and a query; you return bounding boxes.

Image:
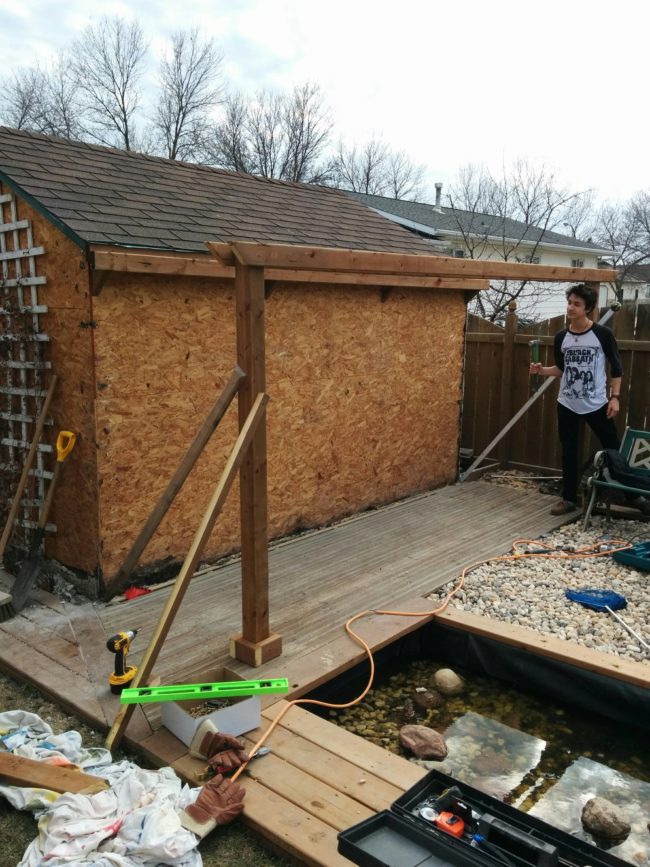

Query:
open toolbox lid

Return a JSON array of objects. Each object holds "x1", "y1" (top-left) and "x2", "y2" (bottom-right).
[{"x1": 338, "y1": 768, "x2": 630, "y2": 867}]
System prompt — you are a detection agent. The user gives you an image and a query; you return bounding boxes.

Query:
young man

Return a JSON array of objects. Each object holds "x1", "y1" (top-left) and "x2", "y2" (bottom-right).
[{"x1": 529, "y1": 284, "x2": 622, "y2": 515}]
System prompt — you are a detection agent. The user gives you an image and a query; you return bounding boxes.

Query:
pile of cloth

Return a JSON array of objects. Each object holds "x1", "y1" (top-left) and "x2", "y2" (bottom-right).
[{"x1": 0, "y1": 710, "x2": 203, "y2": 866}]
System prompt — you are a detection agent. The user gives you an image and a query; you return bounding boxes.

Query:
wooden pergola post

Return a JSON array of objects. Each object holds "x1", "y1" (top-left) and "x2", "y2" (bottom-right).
[{"x1": 230, "y1": 261, "x2": 282, "y2": 666}]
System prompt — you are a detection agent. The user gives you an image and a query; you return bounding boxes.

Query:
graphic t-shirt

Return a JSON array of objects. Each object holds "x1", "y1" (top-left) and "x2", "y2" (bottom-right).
[{"x1": 554, "y1": 323, "x2": 623, "y2": 415}]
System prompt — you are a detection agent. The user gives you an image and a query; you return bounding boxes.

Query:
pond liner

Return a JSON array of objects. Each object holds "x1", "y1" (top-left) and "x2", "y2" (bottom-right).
[{"x1": 304, "y1": 619, "x2": 650, "y2": 732}]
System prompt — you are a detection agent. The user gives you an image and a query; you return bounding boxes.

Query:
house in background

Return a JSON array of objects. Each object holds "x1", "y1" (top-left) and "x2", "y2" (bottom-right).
[
  {"x1": 604, "y1": 263, "x2": 650, "y2": 305},
  {"x1": 347, "y1": 186, "x2": 614, "y2": 317}
]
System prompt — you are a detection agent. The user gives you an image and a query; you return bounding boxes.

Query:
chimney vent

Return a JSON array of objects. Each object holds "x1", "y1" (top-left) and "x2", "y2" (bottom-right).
[{"x1": 434, "y1": 182, "x2": 443, "y2": 207}]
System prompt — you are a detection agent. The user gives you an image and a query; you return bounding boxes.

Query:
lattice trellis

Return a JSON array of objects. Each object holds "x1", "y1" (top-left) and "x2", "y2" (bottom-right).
[{"x1": 0, "y1": 188, "x2": 54, "y2": 549}]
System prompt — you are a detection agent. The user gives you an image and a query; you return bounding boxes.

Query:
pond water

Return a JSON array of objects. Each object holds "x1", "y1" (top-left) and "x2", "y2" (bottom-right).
[{"x1": 327, "y1": 659, "x2": 650, "y2": 864}]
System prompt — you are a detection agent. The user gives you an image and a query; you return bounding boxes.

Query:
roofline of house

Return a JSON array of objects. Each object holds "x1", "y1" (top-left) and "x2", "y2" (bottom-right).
[
  {"x1": 0, "y1": 170, "x2": 87, "y2": 252},
  {"x1": 369, "y1": 207, "x2": 614, "y2": 258}
]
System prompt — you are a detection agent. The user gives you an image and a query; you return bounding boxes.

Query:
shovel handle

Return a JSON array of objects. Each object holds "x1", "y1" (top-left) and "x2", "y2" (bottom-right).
[{"x1": 56, "y1": 431, "x2": 76, "y2": 462}]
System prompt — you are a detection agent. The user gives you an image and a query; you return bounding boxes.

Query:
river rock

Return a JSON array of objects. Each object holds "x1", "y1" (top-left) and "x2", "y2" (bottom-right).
[
  {"x1": 399, "y1": 724, "x2": 448, "y2": 759},
  {"x1": 581, "y1": 797, "x2": 631, "y2": 842},
  {"x1": 413, "y1": 688, "x2": 444, "y2": 710},
  {"x1": 432, "y1": 668, "x2": 464, "y2": 696}
]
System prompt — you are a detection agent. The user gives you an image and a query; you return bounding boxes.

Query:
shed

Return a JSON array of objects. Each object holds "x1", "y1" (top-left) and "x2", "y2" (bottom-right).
[
  {"x1": 0, "y1": 128, "x2": 614, "y2": 614},
  {"x1": 0, "y1": 128, "x2": 485, "y2": 588}
]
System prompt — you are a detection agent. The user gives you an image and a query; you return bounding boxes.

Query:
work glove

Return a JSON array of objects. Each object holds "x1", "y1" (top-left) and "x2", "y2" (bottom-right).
[
  {"x1": 208, "y1": 744, "x2": 250, "y2": 773},
  {"x1": 179, "y1": 773, "x2": 246, "y2": 838},
  {"x1": 189, "y1": 723, "x2": 247, "y2": 760}
]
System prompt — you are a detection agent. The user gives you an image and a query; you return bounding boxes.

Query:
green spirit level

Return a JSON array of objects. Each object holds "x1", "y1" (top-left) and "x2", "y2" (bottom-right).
[{"x1": 119, "y1": 678, "x2": 289, "y2": 705}]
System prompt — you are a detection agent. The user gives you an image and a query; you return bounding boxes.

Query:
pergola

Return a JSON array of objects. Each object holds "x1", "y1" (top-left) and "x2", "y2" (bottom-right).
[
  {"x1": 100, "y1": 241, "x2": 616, "y2": 748},
  {"x1": 91, "y1": 239, "x2": 616, "y2": 665}
]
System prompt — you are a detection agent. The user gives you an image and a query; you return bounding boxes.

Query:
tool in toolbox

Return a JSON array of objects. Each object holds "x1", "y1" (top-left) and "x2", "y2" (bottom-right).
[
  {"x1": 119, "y1": 678, "x2": 290, "y2": 704},
  {"x1": 8, "y1": 430, "x2": 76, "y2": 616},
  {"x1": 107, "y1": 629, "x2": 138, "y2": 694}
]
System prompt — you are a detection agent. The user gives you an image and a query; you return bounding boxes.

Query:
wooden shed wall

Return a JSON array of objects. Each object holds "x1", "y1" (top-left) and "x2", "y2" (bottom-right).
[
  {"x1": 91, "y1": 274, "x2": 466, "y2": 579},
  {"x1": 12, "y1": 199, "x2": 100, "y2": 572}
]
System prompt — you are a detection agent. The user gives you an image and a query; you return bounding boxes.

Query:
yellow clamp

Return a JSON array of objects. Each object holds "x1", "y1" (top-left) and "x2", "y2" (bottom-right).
[{"x1": 56, "y1": 431, "x2": 77, "y2": 462}]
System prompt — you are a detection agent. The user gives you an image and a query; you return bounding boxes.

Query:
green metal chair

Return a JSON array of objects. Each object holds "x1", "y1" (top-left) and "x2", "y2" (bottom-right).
[{"x1": 583, "y1": 427, "x2": 650, "y2": 529}]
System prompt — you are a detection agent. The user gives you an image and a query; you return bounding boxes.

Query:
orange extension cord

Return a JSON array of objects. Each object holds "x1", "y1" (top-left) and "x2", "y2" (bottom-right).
[{"x1": 231, "y1": 535, "x2": 633, "y2": 782}]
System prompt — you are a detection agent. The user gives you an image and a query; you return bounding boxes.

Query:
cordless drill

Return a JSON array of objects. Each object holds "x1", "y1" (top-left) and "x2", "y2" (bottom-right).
[{"x1": 107, "y1": 629, "x2": 138, "y2": 694}]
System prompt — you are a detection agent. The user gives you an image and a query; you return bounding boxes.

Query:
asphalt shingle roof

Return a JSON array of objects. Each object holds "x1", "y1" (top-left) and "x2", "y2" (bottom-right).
[
  {"x1": 347, "y1": 190, "x2": 608, "y2": 253},
  {"x1": 0, "y1": 127, "x2": 438, "y2": 257}
]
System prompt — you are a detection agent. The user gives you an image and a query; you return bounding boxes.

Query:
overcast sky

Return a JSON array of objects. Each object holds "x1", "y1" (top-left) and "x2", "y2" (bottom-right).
[{"x1": 1, "y1": 0, "x2": 647, "y2": 204}]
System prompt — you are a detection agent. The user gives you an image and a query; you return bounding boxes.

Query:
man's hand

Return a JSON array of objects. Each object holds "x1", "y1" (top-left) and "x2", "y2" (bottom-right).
[
  {"x1": 607, "y1": 396, "x2": 619, "y2": 419},
  {"x1": 529, "y1": 362, "x2": 543, "y2": 376}
]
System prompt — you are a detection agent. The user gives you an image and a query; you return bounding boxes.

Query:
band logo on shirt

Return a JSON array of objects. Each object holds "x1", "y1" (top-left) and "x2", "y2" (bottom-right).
[{"x1": 563, "y1": 347, "x2": 596, "y2": 399}]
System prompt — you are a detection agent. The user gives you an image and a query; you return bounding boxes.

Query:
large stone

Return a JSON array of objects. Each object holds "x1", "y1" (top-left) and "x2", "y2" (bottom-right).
[
  {"x1": 432, "y1": 668, "x2": 464, "y2": 696},
  {"x1": 399, "y1": 724, "x2": 448, "y2": 760},
  {"x1": 581, "y1": 797, "x2": 631, "y2": 842}
]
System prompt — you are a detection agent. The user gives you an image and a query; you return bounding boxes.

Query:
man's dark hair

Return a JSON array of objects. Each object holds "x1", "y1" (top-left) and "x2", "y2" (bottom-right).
[{"x1": 566, "y1": 283, "x2": 597, "y2": 314}]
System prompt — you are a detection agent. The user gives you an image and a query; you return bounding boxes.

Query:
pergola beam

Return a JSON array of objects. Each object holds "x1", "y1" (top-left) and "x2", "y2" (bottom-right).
[
  {"x1": 209, "y1": 240, "x2": 618, "y2": 284},
  {"x1": 89, "y1": 247, "x2": 489, "y2": 290}
]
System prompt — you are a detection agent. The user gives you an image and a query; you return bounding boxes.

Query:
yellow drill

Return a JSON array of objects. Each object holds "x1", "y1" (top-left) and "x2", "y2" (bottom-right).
[{"x1": 106, "y1": 629, "x2": 138, "y2": 694}]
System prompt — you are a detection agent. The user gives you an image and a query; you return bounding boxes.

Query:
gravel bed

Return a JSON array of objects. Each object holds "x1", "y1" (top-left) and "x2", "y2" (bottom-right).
[{"x1": 426, "y1": 515, "x2": 650, "y2": 665}]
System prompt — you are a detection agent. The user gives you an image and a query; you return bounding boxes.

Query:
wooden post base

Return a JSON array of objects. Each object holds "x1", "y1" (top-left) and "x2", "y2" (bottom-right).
[{"x1": 229, "y1": 632, "x2": 283, "y2": 667}]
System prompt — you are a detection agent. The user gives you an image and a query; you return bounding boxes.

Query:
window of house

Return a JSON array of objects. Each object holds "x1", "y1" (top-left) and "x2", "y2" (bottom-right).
[
  {"x1": 571, "y1": 258, "x2": 584, "y2": 268},
  {"x1": 453, "y1": 249, "x2": 465, "y2": 258},
  {"x1": 525, "y1": 255, "x2": 540, "y2": 264}
]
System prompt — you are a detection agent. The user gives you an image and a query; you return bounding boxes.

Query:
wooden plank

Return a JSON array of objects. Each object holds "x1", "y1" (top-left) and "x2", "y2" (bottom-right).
[
  {"x1": 212, "y1": 241, "x2": 618, "y2": 283},
  {"x1": 0, "y1": 753, "x2": 108, "y2": 794},
  {"x1": 433, "y1": 608, "x2": 650, "y2": 688},
  {"x1": 239, "y1": 748, "x2": 373, "y2": 830},
  {"x1": 241, "y1": 778, "x2": 353, "y2": 867},
  {"x1": 241, "y1": 724, "x2": 404, "y2": 813},
  {"x1": 105, "y1": 393, "x2": 269, "y2": 751},
  {"x1": 260, "y1": 701, "x2": 426, "y2": 792},
  {"x1": 90, "y1": 246, "x2": 488, "y2": 290},
  {"x1": 103, "y1": 366, "x2": 245, "y2": 599}
]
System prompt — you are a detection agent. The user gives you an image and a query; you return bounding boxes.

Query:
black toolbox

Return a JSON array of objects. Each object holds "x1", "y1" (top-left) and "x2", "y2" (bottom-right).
[{"x1": 338, "y1": 768, "x2": 629, "y2": 867}]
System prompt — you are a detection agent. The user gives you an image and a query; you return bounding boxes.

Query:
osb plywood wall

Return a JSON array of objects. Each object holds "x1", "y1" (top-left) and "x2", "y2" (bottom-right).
[
  {"x1": 92, "y1": 272, "x2": 466, "y2": 579},
  {"x1": 10, "y1": 199, "x2": 100, "y2": 573}
]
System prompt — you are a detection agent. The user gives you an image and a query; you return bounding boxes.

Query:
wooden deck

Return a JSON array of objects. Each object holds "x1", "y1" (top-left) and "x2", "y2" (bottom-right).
[{"x1": 1, "y1": 480, "x2": 648, "y2": 865}]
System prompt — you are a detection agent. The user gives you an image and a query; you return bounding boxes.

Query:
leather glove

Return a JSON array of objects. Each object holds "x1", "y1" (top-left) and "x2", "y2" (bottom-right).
[
  {"x1": 190, "y1": 726, "x2": 246, "y2": 760},
  {"x1": 179, "y1": 773, "x2": 246, "y2": 838},
  {"x1": 208, "y1": 745, "x2": 250, "y2": 773}
]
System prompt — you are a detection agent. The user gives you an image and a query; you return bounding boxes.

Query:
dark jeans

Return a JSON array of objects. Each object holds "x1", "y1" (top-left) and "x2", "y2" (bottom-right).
[{"x1": 557, "y1": 402, "x2": 620, "y2": 503}]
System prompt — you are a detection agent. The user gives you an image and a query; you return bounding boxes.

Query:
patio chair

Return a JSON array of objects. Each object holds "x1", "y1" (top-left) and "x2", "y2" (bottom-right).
[{"x1": 583, "y1": 427, "x2": 650, "y2": 529}]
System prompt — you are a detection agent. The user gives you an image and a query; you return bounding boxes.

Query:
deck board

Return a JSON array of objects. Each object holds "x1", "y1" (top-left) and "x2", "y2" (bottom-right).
[{"x1": 1, "y1": 480, "x2": 644, "y2": 866}]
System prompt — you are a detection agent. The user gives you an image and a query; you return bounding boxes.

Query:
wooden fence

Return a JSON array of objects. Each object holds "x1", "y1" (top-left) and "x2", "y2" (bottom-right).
[{"x1": 461, "y1": 301, "x2": 650, "y2": 475}]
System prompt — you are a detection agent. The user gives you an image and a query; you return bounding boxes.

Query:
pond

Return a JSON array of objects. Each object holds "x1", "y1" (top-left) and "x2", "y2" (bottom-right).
[{"x1": 326, "y1": 658, "x2": 650, "y2": 864}]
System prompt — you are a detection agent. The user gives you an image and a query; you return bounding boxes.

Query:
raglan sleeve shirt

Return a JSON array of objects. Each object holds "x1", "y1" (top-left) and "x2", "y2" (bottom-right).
[{"x1": 555, "y1": 323, "x2": 623, "y2": 415}]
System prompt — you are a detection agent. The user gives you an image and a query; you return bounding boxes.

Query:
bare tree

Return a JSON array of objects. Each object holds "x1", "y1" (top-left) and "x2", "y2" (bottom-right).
[
  {"x1": 0, "y1": 66, "x2": 48, "y2": 130},
  {"x1": 333, "y1": 138, "x2": 425, "y2": 199},
  {"x1": 70, "y1": 17, "x2": 148, "y2": 151},
  {"x1": 592, "y1": 194, "x2": 650, "y2": 302},
  {"x1": 334, "y1": 139, "x2": 389, "y2": 194},
  {"x1": 446, "y1": 161, "x2": 593, "y2": 322},
  {"x1": 209, "y1": 83, "x2": 333, "y2": 182},
  {"x1": 153, "y1": 28, "x2": 223, "y2": 161},
  {"x1": 208, "y1": 92, "x2": 252, "y2": 172},
  {"x1": 39, "y1": 54, "x2": 83, "y2": 139}
]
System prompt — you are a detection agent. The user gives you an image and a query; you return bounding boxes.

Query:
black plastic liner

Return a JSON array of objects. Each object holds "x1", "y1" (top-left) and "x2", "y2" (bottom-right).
[{"x1": 305, "y1": 619, "x2": 649, "y2": 732}]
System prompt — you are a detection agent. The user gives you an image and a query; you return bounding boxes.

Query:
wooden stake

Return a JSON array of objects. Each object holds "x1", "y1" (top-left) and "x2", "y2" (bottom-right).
[{"x1": 105, "y1": 392, "x2": 269, "y2": 752}]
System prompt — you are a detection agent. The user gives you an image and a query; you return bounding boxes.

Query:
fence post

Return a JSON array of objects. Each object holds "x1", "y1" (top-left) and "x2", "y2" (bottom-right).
[{"x1": 497, "y1": 301, "x2": 518, "y2": 466}]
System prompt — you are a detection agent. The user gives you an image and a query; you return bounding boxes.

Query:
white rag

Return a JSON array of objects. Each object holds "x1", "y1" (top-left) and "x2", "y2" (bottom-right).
[{"x1": 0, "y1": 710, "x2": 202, "y2": 866}]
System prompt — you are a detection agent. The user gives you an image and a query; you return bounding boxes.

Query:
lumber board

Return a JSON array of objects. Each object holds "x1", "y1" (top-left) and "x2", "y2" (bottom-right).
[
  {"x1": 242, "y1": 718, "x2": 407, "y2": 811},
  {"x1": 261, "y1": 701, "x2": 426, "y2": 791},
  {"x1": 433, "y1": 608, "x2": 650, "y2": 688},
  {"x1": 241, "y1": 778, "x2": 352, "y2": 867},
  {"x1": 0, "y1": 752, "x2": 108, "y2": 795},
  {"x1": 212, "y1": 241, "x2": 617, "y2": 283}
]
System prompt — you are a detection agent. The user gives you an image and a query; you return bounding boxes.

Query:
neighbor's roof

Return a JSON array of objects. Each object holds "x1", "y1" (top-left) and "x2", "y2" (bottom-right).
[
  {"x1": 0, "y1": 127, "x2": 436, "y2": 256},
  {"x1": 346, "y1": 190, "x2": 611, "y2": 255}
]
